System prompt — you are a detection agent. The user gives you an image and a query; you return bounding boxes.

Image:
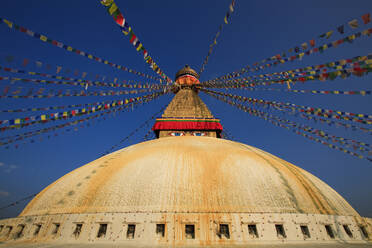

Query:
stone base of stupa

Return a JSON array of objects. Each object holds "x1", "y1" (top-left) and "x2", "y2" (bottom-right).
[{"x1": 0, "y1": 212, "x2": 371, "y2": 247}]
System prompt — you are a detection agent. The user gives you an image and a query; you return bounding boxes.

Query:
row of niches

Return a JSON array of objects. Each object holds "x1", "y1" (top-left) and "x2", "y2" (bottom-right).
[{"x1": 0, "y1": 215, "x2": 370, "y2": 243}]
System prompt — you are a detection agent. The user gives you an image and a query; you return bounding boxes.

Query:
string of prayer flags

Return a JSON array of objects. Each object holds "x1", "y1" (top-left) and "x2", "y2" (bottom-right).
[
  {"x1": 199, "y1": 0, "x2": 235, "y2": 75},
  {"x1": 99, "y1": 0, "x2": 172, "y2": 83},
  {"x1": 0, "y1": 91, "x2": 165, "y2": 148},
  {"x1": 204, "y1": 53, "x2": 372, "y2": 86},
  {"x1": 205, "y1": 91, "x2": 370, "y2": 161},
  {"x1": 0, "y1": 55, "x2": 169, "y2": 87},
  {"x1": 0, "y1": 99, "x2": 116, "y2": 114},
  {"x1": 0, "y1": 193, "x2": 37, "y2": 210},
  {"x1": 208, "y1": 85, "x2": 371, "y2": 96},
  {"x1": 101, "y1": 104, "x2": 167, "y2": 156},
  {"x1": 0, "y1": 69, "x2": 165, "y2": 90},
  {"x1": 0, "y1": 90, "x2": 168, "y2": 132},
  {"x1": 203, "y1": 88, "x2": 371, "y2": 135},
  {"x1": 0, "y1": 84, "x2": 151, "y2": 100},
  {"x1": 201, "y1": 89, "x2": 372, "y2": 125},
  {"x1": 0, "y1": 17, "x2": 161, "y2": 82},
  {"x1": 207, "y1": 15, "x2": 372, "y2": 82},
  {"x1": 203, "y1": 61, "x2": 372, "y2": 89}
]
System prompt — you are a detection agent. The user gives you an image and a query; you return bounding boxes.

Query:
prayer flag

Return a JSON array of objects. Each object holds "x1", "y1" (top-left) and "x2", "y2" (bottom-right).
[
  {"x1": 362, "y1": 13, "x2": 370, "y2": 24},
  {"x1": 337, "y1": 25, "x2": 344, "y2": 34},
  {"x1": 348, "y1": 19, "x2": 358, "y2": 29},
  {"x1": 309, "y1": 39, "x2": 315, "y2": 47},
  {"x1": 326, "y1": 30, "x2": 333, "y2": 39},
  {"x1": 108, "y1": 3, "x2": 118, "y2": 15},
  {"x1": 22, "y1": 58, "x2": 29, "y2": 66},
  {"x1": 301, "y1": 42, "x2": 308, "y2": 50},
  {"x1": 56, "y1": 66, "x2": 62, "y2": 74}
]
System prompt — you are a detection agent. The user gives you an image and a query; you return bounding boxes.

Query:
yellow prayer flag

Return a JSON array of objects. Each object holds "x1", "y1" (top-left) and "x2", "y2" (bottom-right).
[
  {"x1": 108, "y1": 3, "x2": 118, "y2": 15},
  {"x1": 3, "y1": 19, "x2": 13, "y2": 28},
  {"x1": 322, "y1": 44, "x2": 328, "y2": 50},
  {"x1": 122, "y1": 27, "x2": 131, "y2": 35},
  {"x1": 67, "y1": 46, "x2": 73, "y2": 51},
  {"x1": 29, "y1": 72, "x2": 36, "y2": 75},
  {"x1": 136, "y1": 43, "x2": 143, "y2": 51},
  {"x1": 41, "y1": 115, "x2": 46, "y2": 120},
  {"x1": 88, "y1": 54, "x2": 93, "y2": 59},
  {"x1": 40, "y1": 35, "x2": 48, "y2": 42},
  {"x1": 101, "y1": 0, "x2": 113, "y2": 6},
  {"x1": 14, "y1": 119, "x2": 20, "y2": 124},
  {"x1": 104, "y1": 60, "x2": 109, "y2": 64}
]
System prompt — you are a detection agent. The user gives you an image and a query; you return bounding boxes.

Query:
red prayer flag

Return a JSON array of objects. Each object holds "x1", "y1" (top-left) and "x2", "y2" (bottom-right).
[
  {"x1": 362, "y1": 13, "x2": 371, "y2": 24},
  {"x1": 129, "y1": 33, "x2": 136, "y2": 43},
  {"x1": 309, "y1": 39, "x2": 315, "y2": 47},
  {"x1": 22, "y1": 58, "x2": 29, "y2": 67}
]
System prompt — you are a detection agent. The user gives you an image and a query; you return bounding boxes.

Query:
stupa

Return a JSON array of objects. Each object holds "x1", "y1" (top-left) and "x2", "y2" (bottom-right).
[{"x1": 0, "y1": 66, "x2": 371, "y2": 247}]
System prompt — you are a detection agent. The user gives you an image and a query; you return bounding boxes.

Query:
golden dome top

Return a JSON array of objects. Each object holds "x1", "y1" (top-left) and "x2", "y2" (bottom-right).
[
  {"x1": 20, "y1": 137, "x2": 358, "y2": 217},
  {"x1": 175, "y1": 65, "x2": 200, "y2": 81}
]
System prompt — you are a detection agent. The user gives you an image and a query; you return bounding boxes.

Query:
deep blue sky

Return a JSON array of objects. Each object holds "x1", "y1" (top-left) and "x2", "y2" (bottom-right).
[{"x1": 0, "y1": 0, "x2": 371, "y2": 218}]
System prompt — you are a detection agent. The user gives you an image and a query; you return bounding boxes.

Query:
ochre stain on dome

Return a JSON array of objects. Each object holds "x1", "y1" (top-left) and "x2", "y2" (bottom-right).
[{"x1": 20, "y1": 136, "x2": 358, "y2": 217}]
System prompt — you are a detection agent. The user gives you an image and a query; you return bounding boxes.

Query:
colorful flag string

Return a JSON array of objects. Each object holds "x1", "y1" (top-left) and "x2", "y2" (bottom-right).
[
  {"x1": 208, "y1": 26, "x2": 372, "y2": 82},
  {"x1": 205, "y1": 91, "x2": 370, "y2": 161},
  {"x1": 0, "y1": 17, "x2": 161, "y2": 82},
  {"x1": 204, "y1": 54, "x2": 372, "y2": 85},
  {"x1": 202, "y1": 62, "x2": 372, "y2": 89},
  {"x1": 202, "y1": 84, "x2": 371, "y2": 96},
  {"x1": 0, "y1": 65, "x2": 165, "y2": 90},
  {"x1": 0, "y1": 98, "x2": 121, "y2": 114},
  {"x1": 199, "y1": 0, "x2": 235, "y2": 75},
  {"x1": 101, "y1": 103, "x2": 168, "y2": 156},
  {"x1": 0, "y1": 77, "x2": 157, "y2": 98},
  {"x1": 0, "y1": 101, "x2": 142, "y2": 145},
  {"x1": 0, "y1": 91, "x2": 167, "y2": 147},
  {"x1": 0, "y1": 91, "x2": 169, "y2": 132},
  {"x1": 0, "y1": 193, "x2": 38, "y2": 210},
  {"x1": 201, "y1": 89, "x2": 372, "y2": 125},
  {"x1": 100, "y1": 0, "x2": 171, "y2": 83}
]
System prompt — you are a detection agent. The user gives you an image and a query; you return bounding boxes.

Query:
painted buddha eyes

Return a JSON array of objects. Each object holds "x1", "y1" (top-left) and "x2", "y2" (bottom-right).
[
  {"x1": 169, "y1": 132, "x2": 185, "y2": 136},
  {"x1": 193, "y1": 132, "x2": 206, "y2": 136},
  {"x1": 168, "y1": 132, "x2": 206, "y2": 136}
]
